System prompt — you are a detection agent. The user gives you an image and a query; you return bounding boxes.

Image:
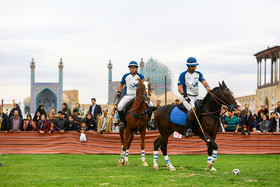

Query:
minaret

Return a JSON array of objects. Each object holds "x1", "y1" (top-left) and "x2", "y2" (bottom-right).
[
  {"x1": 107, "y1": 60, "x2": 113, "y2": 104},
  {"x1": 30, "y1": 58, "x2": 35, "y2": 113},
  {"x1": 58, "y1": 58, "x2": 64, "y2": 111},
  {"x1": 139, "y1": 57, "x2": 144, "y2": 74}
]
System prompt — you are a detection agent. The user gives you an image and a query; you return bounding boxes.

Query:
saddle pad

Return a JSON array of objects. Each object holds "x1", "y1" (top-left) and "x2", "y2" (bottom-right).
[{"x1": 170, "y1": 106, "x2": 187, "y2": 126}]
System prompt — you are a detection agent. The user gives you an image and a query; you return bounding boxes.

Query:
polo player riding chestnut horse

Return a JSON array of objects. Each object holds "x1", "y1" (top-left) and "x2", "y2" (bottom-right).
[{"x1": 116, "y1": 61, "x2": 153, "y2": 166}]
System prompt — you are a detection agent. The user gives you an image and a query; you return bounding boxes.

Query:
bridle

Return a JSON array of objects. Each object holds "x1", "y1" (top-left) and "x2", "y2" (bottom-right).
[
  {"x1": 129, "y1": 80, "x2": 150, "y2": 113},
  {"x1": 201, "y1": 87, "x2": 236, "y2": 118}
]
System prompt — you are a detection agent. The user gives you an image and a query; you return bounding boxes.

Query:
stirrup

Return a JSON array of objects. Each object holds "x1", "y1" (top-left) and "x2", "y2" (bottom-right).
[{"x1": 185, "y1": 129, "x2": 194, "y2": 138}]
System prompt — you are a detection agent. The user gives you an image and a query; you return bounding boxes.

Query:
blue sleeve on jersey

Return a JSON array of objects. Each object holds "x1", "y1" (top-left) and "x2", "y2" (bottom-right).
[
  {"x1": 120, "y1": 73, "x2": 129, "y2": 85},
  {"x1": 138, "y1": 73, "x2": 144, "y2": 80},
  {"x1": 197, "y1": 71, "x2": 205, "y2": 82},
  {"x1": 178, "y1": 71, "x2": 186, "y2": 86}
]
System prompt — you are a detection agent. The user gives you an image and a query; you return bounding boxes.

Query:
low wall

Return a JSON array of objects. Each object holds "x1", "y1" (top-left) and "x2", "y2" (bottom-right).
[{"x1": 0, "y1": 131, "x2": 279, "y2": 155}]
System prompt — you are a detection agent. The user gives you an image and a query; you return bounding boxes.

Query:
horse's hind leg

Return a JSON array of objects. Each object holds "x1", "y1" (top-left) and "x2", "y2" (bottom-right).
[
  {"x1": 160, "y1": 137, "x2": 176, "y2": 171},
  {"x1": 153, "y1": 137, "x2": 161, "y2": 171},
  {"x1": 140, "y1": 128, "x2": 148, "y2": 167}
]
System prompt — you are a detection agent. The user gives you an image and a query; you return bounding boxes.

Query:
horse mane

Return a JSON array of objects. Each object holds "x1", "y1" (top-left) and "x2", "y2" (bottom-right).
[{"x1": 202, "y1": 86, "x2": 220, "y2": 105}]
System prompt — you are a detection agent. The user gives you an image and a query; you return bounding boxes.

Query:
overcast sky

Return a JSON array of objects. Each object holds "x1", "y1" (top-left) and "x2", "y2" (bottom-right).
[{"x1": 0, "y1": 0, "x2": 279, "y2": 104}]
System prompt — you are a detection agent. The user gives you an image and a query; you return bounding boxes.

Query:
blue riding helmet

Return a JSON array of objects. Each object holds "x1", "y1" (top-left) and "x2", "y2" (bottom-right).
[
  {"x1": 186, "y1": 57, "x2": 199, "y2": 66},
  {"x1": 128, "y1": 61, "x2": 138, "y2": 67}
]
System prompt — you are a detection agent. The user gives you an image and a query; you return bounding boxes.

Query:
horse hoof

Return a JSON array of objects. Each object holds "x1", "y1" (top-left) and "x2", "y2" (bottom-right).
[
  {"x1": 207, "y1": 162, "x2": 213, "y2": 169},
  {"x1": 143, "y1": 162, "x2": 149, "y2": 167},
  {"x1": 153, "y1": 165, "x2": 158, "y2": 171},
  {"x1": 210, "y1": 167, "x2": 217, "y2": 171},
  {"x1": 117, "y1": 162, "x2": 123, "y2": 167},
  {"x1": 169, "y1": 166, "x2": 176, "y2": 171},
  {"x1": 124, "y1": 161, "x2": 129, "y2": 166}
]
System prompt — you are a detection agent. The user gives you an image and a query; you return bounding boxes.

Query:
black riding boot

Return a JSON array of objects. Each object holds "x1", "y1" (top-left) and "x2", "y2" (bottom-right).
[
  {"x1": 118, "y1": 111, "x2": 125, "y2": 130},
  {"x1": 184, "y1": 118, "x2": 195, "y2": 138}
]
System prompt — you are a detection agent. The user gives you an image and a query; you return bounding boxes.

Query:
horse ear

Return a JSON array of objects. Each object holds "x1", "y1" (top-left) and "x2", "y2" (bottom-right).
[
  {"x1": 147, "y1": 77, "x2": 150, "y2": 82},
  {"x1": 219, "y1": 82, "x2": 223, "y2": 89},
  {"x1": 222, "y1": 80, "x2": 227, "y2": 88}
]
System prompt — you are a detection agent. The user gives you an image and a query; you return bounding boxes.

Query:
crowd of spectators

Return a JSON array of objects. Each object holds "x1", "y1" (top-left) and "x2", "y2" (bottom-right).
[
  {"x1": 0, "y1": 98, "x2": 119, "y2": 134},
  {"x1": 221, "y1": 103, "x2": 280, "y2": 135}
]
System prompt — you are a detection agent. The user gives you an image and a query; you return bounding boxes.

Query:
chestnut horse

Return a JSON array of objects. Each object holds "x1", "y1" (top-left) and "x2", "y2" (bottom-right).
[
  {"x1": 118, "y1": 78, "x2": 151, "y2": 167},
  {"x1": 153, "y1": 81, "x2": 238, "y2": 171}
]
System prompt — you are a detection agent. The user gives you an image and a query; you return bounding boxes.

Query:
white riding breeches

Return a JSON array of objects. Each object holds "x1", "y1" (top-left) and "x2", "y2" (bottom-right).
[
  {"x1": 180, "y1": 95, "x2": 202, "y2": 111},
  {"x1": 118, "y1": 95, "x2": 153, "y2": 111}
]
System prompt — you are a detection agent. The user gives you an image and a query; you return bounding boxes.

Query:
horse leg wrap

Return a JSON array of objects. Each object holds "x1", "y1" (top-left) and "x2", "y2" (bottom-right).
[
  {"x1": 164, "y1": 155, "x2": 171, "y2": 167},
  {"x1": 153, "y1": 151, "x2": 159, "y2": 165},
  {"x1": 120, "y1": 150, "x2": 124, "y2": 163},
  {"x1": 124, "y1": 150, "x2": 129, "y2": 162},
  {"x1": 141, "y1": 150, "x2": 145, "y2": 162},
  {"x1": 212, "y1": 150, "x2": 217, "y2": 162}
]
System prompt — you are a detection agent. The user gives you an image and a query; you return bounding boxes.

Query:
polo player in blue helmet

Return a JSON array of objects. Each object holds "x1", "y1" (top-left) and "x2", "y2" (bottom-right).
[
  {"x1": 178, "y1": 57, "x2": 211, "y2": 138},
  {"x1": 116, "y1": 61, "x2": 153, "y2": 129}
]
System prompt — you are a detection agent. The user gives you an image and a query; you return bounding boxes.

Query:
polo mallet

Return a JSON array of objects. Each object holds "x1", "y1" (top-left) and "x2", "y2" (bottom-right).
[{"x1": 189, "y1": 103, "x2": 209, "y2": 142}]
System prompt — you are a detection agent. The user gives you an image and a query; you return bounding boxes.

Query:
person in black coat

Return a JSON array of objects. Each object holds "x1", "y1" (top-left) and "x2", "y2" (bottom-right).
[
  {"x1": 34, "y1": 105, "x2": 46, "y2": 117},
  {"x1": 0, "y1": 107, "x2": 9, "y2": 131},
  {"x1": 9, "y1": 103, "x2": 23, "y2": 118},
  {"x1": 244, "y1": 111, "x2": 255, "y2": 132},
  {"x1": 85, "y1": 113, "x2": 97, "y2": 131},
  {"x1": 88, "y1": 98, "x2": 102, "y2": 120},
  {"x1": 66, "y1": 115, "x2": 78, "y2": 131}
]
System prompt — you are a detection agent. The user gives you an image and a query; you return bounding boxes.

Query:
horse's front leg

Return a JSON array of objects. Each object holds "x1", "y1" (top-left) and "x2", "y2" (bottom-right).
[
  {"x1": 140, "y1": 125, "x2": 148, "y2": 167},
  {"x1": 123, "y1": 129, "x2": 134, "y2": 166},
  {"x1": 207, "y1": 139, "x2": 218, "y2": 171}
]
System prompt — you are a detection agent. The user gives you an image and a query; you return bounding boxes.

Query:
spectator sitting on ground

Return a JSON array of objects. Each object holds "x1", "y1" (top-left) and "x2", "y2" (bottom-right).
[
  {"x1": 55, "y1": 111, "x2": 67, "y2": 133},
  {"x1": 9, "y1": 110, "x2": 23, "y2": 132},
  {"x1": 175, "y1": 99, "x2": 180, "y2": 105},
  {"x1": 245, "y1": 111, "x2": 255, "y2": 132},
  {"x1": 260, "y1": 115, "x2": 271, "y2": 133},
  {"x1": 85, "y1": 113, "x2": 97, "y2": 131},
  {"x1": 241, "y1": 104, "x2": 252, "y2": 117},
  {"x1": 72, "y1": 109, "x2": 81, "y2": 126},
  {"x1": 66, "y1": 115, "x2": 78, "y2": 131},
  {"x1": 241, "y1": 125, "x2": 250, "y2": 136},
  {"x1": 49, "y1": 121, "x2": 56, "y2": 133},
  {"x1": 274, "y1": 101, "x2": 280, "y2": 114},
  {"x1": 77, "y1": 121, "x2": 88, "y2": 133},
  {"x1": 36, "y1": 114, "x2": 50, "y2": 134},
  {"x1": 9, "y1": 103, "x2": 23, "y2": 118},
  {"x1": 97, "y1": 108, "x2": 112, "y2": 133},
  {"x1": 0, "y1": 107, "x2": 9, "y2": 132},
  {"x1": 223, "y1": 111, "x2": 239, "y2": 133},
  {"x1": 62, "y1": 103, "x2": 71, "y2": 118},
  {"x1": 156, "y1": 100, "x2": 161, "y2": 108},
  {"x1": 23, "y1": 114, "x2": 36, "y2": 131}
]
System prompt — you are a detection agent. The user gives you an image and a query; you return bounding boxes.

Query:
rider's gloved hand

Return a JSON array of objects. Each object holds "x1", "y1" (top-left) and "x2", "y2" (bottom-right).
[
  {"x1": 182, "y1": 93, "x2": 191, "y2": 103},
  {"x1": 116, "y1": 91, "x2": 122, "y2": 99}
]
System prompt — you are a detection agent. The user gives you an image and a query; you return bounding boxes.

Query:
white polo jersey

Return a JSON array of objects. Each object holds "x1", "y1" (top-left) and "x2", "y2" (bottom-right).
[
  {"x1": 178, "y1": 70, "x2": 205, "y2": 96},
  {"x1": 120, "y1": 73, "x2": 144, "y2": 96}
]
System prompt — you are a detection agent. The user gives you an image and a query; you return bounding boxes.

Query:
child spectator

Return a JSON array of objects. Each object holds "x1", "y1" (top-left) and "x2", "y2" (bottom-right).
[
  {"x1": 77, "y1": 121, "x2": 88, "y2": 132},
  {"x1": 260, "y1": 115, "x2": 271, "y2": 133},
  {"x1": 23, "y1": 114, "x2": 36, "y2": 131},
  {"x1": 49, "y1": 121, "x2": 56, "y2": 133},
  {"x1": 66, "y1": 115, "x2": 78, "y2": 131},
  {"x1": 241, "y1": 125, "x2": 250, "y2": 136},
  {"x1": 36, "y1": 114, "x2": 50, "y2": 134}
]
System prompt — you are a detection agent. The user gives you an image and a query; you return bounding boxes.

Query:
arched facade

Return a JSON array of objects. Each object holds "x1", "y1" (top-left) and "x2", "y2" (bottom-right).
[{"x1": 35, "y1": 88, "x2": 57, "y2": 112}]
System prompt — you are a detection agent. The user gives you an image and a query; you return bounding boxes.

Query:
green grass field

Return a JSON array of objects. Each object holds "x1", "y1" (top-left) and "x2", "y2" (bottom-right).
[{"x1": 0, "y1": 154, "x2": 279, "y2": 186}]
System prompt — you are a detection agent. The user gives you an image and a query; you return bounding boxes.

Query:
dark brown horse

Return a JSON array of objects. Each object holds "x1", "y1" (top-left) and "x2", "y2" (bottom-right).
[
  {"x1": 118, "y1": 78, "x2": 151, "y2": 167},
  {"x1": 153, "y1": 81, "x2": 238, "y2": 171}
]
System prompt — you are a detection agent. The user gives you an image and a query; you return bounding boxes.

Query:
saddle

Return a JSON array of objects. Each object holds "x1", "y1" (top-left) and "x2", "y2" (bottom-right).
[{"x1": 123, "y1": 98, "x2": 136, "y2": 125}]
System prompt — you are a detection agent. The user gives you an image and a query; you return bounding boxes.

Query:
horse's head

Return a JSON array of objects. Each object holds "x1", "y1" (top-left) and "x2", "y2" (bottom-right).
[
  {"x1": 137, "y1": 77, "x2": 151, "y2": 101},
  {"x1": 218, "y1": 80, "x2": 239, "y2": 110}
]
